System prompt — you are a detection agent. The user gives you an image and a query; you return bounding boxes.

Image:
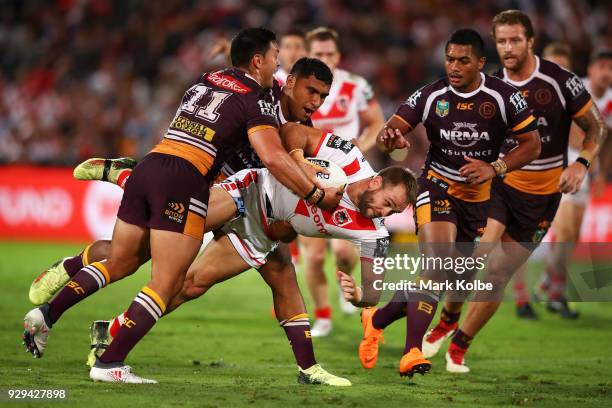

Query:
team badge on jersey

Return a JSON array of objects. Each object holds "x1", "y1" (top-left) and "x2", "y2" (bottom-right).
[
  {"x1": 436, "y1": 99, "x2": 449, "y2": 117},
  {"x1": 332, "y1": 208, "x2": 352, "y2": 227}
]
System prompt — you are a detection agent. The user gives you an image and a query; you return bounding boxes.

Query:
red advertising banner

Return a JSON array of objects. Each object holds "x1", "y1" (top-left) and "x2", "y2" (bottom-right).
[
  {"x1": 0, "y1": 165, "x2": 611, "y2": 243},
  {"x1": 0, "y1": 166, "x2": 123, "y2": 242}
]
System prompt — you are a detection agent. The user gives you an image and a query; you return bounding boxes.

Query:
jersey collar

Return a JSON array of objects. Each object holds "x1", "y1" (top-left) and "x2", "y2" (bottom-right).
[
  {"x1": 448, "y1": 72, "x2": 486, "y2": 98},
  {"x1": 503, "y1": 56, "x2": 539, "y2": 87}
]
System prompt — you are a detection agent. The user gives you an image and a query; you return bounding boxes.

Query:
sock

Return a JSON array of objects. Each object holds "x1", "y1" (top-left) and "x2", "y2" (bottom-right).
[
  {"x1": 314, "y1": 306, "x2": 331, "y2": 320},
  {"x1": 280, "y1": 313, "x2": 316, "y2": 370},
  {"x1": 48, "y1": 261, "x2": 109, "y2": 324},
  {"x1": 450, "y1": 329, "x2": 473, "y2": 351},
  {"x1": 404, "y1": 295, "x2": 439, "y2": 353},
  {"x1": 513, "y1": 280, "x2": 530, "y2": 306},
  {"x1": 99, "y1": 286, "x2": 166, "y2": 364},
  {"x1": 548, "y1": 273, "x2": 566, "y2": 301},
  {"x1": 63, "y1": 244, "x2": 93, "y2": 277},
  {"x1": 439, "y1": 307, "x2": 461, "y2": 325},
  {"x1": 372, "y1": 303, "x2": 406, "y2": 330},
  {"x1": 109, "y1": 311, "x2": 128, "y2": 338},
  {"x1": 117, "y1": 169, "x2": 131, "y2": 189}
]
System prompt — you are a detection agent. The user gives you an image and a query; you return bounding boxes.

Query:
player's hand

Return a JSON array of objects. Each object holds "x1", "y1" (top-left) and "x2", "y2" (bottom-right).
[
  {"x1": 377, "y1": 126, "x2": 410, "y2": 153},
  {"x1": 208, "y1": 37, "x2": 231, "y2": 61},
  {"x1": 336, "y1": 271, "x2": 362, "y2": 305},
  {"x1": 267, "y1": 220, "x2": 297, "y2": 242},
  {"x1": 559, "y1": 162, "x2": 587, "y2": 194},
  {"x1": 590, "y1": 173, "x2": 606, "y2": 198},
  {"x1": 460, "y1": 156, "x2": 496, "y2": 184},
  {"x1": 316, "y1": 186, "x2": 344, "y2": 210}
]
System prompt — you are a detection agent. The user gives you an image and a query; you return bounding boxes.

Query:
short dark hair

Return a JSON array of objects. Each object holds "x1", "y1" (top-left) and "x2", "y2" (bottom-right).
[
  {"x1": 290, "y1": 57, "x2": 333, "y2": 85},
  {"x1": 542, "y1": 42, "x2": 572, "y2": 60},
  {"x1": 378, "y1": 167, "x2": 418, "y2": 207},
  {"x1": 589, "y1": 48, "x2": 612, "y2": 65},
  {"x1": 491, "y1": 10, "x2": 535, "y2": 40},
  {"x1": 305, "y1": 27, "x2": 340, "y2": 52},
  {"x1": 230, "y1": 28, "x2": 277, "y2": 68},
  {"x1": 282, "y1": 29, "x2": 306, "y2": 41},
  {"x1": 446, "y1": 29, "x2": 485, "y2": 58}
]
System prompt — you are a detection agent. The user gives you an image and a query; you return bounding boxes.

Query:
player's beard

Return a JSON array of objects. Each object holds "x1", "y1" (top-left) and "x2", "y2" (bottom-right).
[{"x1": 357, "y1": 189, "x2": 377, "y2": 219}]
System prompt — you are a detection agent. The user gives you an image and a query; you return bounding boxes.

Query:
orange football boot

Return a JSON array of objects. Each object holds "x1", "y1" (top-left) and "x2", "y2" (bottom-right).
[
  {"x1": 358, "y1": 308, "x2": 384, "y2": 369},
  {"x1": 399, "y1": 347, "x2": 431, "y2": 378}
]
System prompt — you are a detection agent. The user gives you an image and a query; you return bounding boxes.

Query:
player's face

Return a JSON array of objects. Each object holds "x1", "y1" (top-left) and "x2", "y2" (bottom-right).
[
  {"x1": 359, "y1": 177, "x2": 408, "y2": 219},
  {"x1": 279, "y1": 35, "x2": 307, "y2": 72},
  {"x1": 444, "y1": 44, "x2": 485, "y2": 91},
  {"x1": 494, "y1": 24, "x2": 534, "y2": 71},
  {"x1": 588, "y1": 58, "x2": 612, "y2": 90},
  {"x1": 285, "y1": 74, "x2": 330, "y2": 122},
  {"x1": 309, "y1": 40, "x2": 340, "y2": 72},
  {"x1": 259, "y1": 41, "x2": 280, "y2": 89},
  {"x1": 544, "y1": 54, "x2": 571, "y2": 70}
]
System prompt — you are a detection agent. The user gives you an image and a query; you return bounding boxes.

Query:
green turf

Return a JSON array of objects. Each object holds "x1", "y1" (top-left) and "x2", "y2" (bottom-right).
[{"x1": 0, "y1": 241, "x2": 610, "y2": 407}]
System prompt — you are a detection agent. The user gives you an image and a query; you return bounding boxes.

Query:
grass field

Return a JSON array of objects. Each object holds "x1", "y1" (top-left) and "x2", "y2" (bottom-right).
[{"x1": 0, "y1": 241, "x2": 611, "y2": 407}]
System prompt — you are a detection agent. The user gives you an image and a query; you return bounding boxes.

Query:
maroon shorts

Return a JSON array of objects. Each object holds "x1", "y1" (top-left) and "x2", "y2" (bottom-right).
[
  {"x1": 488, "y1": 177, "x2": 561, "y2": 248},
  {"x1": 117, "y1": 153, "x2": 211, "y2": 241},
  {"x1": 415, "y1": 176, "x2": 488, "y2": 244}
]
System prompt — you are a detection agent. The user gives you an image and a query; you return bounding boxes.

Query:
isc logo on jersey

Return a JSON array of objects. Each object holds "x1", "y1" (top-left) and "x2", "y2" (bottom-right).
[{"x1": 440, "y1": 122, "x2": 490, "y2": 148}]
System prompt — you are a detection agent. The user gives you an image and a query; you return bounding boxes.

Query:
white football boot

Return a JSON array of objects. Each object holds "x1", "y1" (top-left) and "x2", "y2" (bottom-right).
[
  {"x1": 22, "y1": 305, "x2": 52, "y2": 358},
  {"x1": 90, "y1": 364, "x2": 157, "y2": 384},
  {"x1": 298, "y1": 364, "x2": 351, "y2": 386},
  {"x1": 310, "y1": 318, "x2": 332, "y2": 337}
]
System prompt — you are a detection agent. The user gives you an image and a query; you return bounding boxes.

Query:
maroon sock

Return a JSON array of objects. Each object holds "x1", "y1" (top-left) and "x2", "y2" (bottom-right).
[
  {"x1": 63, "y1": 255, "x2": 84, "y2": 278},
  {"x1": 451, "y1": 329, "x2": 473, "y2": 350},
  {"x1": 48, "y1": 262, "x2": 109, "y2": 324},
  {"x1": 99, "y1": 287, "x2": 165, "y2": 364},
  {"x1": 280, "y1": 314, "x2": 316, "y2": 370},
  {"x1": 440, "y1": 307, "x2": 461, "y2": 325},
  {"x1": 404, "y1": 296, "x2": 438, "y2": 353},
  {"x1": 372, "y1": 301, "x2": 406, "y2": 330}
]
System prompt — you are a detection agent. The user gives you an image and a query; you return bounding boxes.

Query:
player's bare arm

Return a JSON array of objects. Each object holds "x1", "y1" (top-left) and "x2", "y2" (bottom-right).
[
  {"x1": 375, "y1": 115, "x2": 412, "y2": 153},
  {"x1": 560, "y1": 105, "x2": 607, "y2": 194},
  {"x1": 356, "y1": 100, "x2": 385, "y2": 152},
  {"x1": 460, "y1": 129, "x2": 540, "y2": 184},
  {"x1": 248, "y1": 127, "x2": 342, "y2": 210}
]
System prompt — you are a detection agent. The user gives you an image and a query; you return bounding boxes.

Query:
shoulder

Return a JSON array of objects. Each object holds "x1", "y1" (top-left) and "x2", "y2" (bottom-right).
[{"x1": 402, "y1": 78, "x2": 447, "y2": 108}]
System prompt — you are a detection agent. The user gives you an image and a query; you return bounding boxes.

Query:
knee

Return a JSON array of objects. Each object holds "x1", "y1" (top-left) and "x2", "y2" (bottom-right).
[
  {"x1": 181, "y1": 274, "x2": 210, "y2": 300},
  {"x1": 305, "y1": 250, "x2": 325, "y2": 268},
  {"x1": 88, "y1": 240, "x2": 111, "y2": 263},
  {"x1": 334, "y1": 248, "x2": 356, "y2": 269}
]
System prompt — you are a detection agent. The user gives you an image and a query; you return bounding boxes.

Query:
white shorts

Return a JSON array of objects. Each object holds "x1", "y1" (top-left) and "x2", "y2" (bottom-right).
[
  {"x1": 561, "y1": 147, "x2": 590, "y2": 206},
  {"x1": 215, "y1": 169, "x2": 279, "y2": 269}
]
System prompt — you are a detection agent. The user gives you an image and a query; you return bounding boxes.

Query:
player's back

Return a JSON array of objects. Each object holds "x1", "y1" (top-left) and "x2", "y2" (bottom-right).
[{"x1": 151, "y1": 68, "x2": 278, "y2": 178}]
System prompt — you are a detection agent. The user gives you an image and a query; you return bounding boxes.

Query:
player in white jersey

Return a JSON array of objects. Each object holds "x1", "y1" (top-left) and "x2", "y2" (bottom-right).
[
  {"x1": 275, "y1": 30, "x2": 308, "y2": 86},
  {"x1": 88, "y1": 122, "x2": 417, "y2": 385},
  {"x1": 535, "y1": 47, "x2": 612, "y2": 317},
  {"x1": 300, "y1": 27, "x2": 386, "y2": 336}
]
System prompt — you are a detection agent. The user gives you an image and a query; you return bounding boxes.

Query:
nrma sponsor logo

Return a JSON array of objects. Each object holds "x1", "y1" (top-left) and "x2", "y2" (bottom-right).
[{"x1": 440, "y1": 122, "x2": 489, "y2": 147}]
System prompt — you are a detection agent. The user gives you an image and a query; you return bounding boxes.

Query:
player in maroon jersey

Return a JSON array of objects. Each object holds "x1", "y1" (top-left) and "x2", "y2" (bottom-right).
[
  {"x1": 21, "y1": 29, "x2": 343, "y2": 384},
  {"x1": 420, "y1": 10, "x2": 606, "y2": 373},
  {"x1": 356, "y1": 28, "x2": 541, "y2": 378}
]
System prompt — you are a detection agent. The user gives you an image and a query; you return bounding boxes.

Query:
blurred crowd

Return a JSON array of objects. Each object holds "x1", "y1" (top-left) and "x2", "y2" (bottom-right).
[{"x1": 0, "y1": 0, "x2": 610, "y2": 170}]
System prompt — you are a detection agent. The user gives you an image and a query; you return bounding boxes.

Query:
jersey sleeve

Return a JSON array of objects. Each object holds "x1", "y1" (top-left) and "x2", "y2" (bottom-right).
[
  {"x1": 503, "y1": 85, "x2": 537, "y2": 135},
  {"x1": 356, "y1": 78, "x2": 375, "y2": 112},
  {"x1": 245, "y1": 91, "x2": 279, "y2": 136},
  {"x1": 313, "y1": 133, "x2": 376, "y2": 183},
  {"x1": 394, "y1": 85, "x2": 427, "y2": 130},
  {"x1": 354, "y1": 227, "x2": 390, "y2": 263},
  {"x1": 560, "y1": 71, "x2": 593, "y2": 119}
]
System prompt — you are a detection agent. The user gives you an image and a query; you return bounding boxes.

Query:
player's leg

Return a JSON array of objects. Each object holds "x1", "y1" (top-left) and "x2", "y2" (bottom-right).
[
  {"x1": 446, "y1": 231, "x2": 532, "y2": 373},
  {"x1": 512, "y1": 262, "x2": 538, "y2": 319},
  {"x1": 23, "y1": 219, "x2": 149, "y2": 358},
  {"x1": 90, "y1": 228, "x2": 201, "y2": 383},
  {"x1": 331, "y1": 239, "x2": 360, "y2": 315},
  {"x1": 301, "y1": 236, "x2": 333, "y2": 337},
  {"x1": 259, "y1": 244, "x2": 350, "y2": 386},
  {"x1": 29, "y1": 240, "x2": 112, "y2": 305}
]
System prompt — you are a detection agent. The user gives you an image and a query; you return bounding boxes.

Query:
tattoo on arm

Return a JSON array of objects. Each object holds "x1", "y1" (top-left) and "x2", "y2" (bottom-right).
[{"x1": 574, "y1": 105, "x2": 607, "y2": 148}]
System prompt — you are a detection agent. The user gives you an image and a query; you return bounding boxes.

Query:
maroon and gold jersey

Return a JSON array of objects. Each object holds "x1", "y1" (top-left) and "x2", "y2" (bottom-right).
[
  {"x1": 495, "y1": 57, "x2": 593, "y2": 194},
  {"x1": 215, "y1": 79, "x2": 313, "y2": 182},
  {"x1": 151, "y1": 68, "x2": 279, "y2": 177},
  {"x1": 395, "y1": 73, "x2": 536, "y2": 202}
]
